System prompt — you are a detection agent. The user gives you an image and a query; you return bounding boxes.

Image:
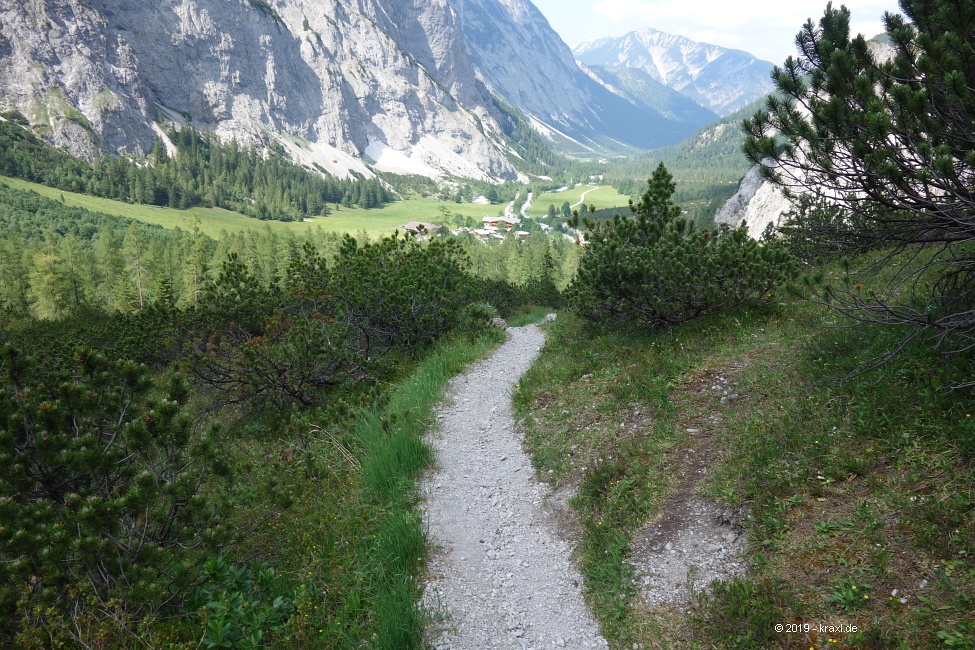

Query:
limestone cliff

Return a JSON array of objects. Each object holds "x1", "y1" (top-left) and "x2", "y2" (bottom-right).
[
  {"x1": 713, "y1": 164, "x2": 793, "y2": 239},
  {"x1": 0, "y1": 0, "x2": 519, "y2": 179}
]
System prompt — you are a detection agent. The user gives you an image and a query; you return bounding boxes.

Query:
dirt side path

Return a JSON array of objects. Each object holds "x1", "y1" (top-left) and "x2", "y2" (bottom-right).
[{"x1": 423, "y1": 324, "x2": 607, "y2": 650}]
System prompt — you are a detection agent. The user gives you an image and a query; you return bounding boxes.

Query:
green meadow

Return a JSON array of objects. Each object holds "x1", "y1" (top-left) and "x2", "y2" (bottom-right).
[
  {"x1": 529, "y1": 184, "x2": 631, "y2": 217},
  {"x1": 0, "y1": 176, "x2": 493, "y2": 239}
]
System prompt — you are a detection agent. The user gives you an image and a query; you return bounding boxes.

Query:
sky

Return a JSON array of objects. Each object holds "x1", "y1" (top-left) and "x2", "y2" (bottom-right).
[{"x1": 530, "y1": 0, "x2": 897, "y2": 64}]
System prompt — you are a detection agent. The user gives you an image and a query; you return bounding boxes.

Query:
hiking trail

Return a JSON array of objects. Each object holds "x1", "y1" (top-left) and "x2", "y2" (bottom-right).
[{"x1": 422, "y1": 323, "x2": 608, "y2": 650}]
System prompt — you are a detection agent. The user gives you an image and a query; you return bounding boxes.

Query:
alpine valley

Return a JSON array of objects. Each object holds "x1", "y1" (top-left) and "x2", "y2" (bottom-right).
[{"x1": 0, "y1": 0, "x2": 774, "y2": 180}]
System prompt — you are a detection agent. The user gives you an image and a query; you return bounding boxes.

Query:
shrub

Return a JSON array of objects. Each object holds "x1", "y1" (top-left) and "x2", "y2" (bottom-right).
[
  {"x1": 0, "y1": 345, "x2": 227, "y2": 643},
  {"x1": 1, "y1": 110, "x2": 29, "y2": 126},
  {"x1": 187, "y1": 237, "x2": 476, "y2": 410},
  {"x1": 744, "y1": 1, "x2": 975, "y2": 362},
  {"x1": 327, "y1": 234, "x2": 473, "y2": 359},
  {"x1": 568, "y1": 163, "x2": 796, "y2": 328},
  {"x1": 190, "y1": 556, "x2": 297, "y2": 649},
  {"x1": 471, "y1": 276, "x2": 563, "y2": 318},
  {"x1": 188, "y1": 252, "x2": 350, "y2": 410}
]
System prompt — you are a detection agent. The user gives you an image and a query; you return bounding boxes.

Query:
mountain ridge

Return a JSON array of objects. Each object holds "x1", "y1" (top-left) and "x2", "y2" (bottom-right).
[
  {"x1": 0, "y1": 0, "x2": 744, "y2": 180},
  {"x1": 574, "y1": 28, "x2": 775, "y2": 116}
]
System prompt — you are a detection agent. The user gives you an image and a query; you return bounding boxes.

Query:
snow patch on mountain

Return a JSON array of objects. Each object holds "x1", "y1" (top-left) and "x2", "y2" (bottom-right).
[{"x1": 574, "y1": 28, "x2": 775, "y2": 116}]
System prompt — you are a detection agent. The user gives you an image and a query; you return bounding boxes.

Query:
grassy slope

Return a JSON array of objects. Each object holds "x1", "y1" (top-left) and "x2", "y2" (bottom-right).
[
  {"x1": 515, "y1": 266, "x2": 975, "y2": 648},
  {"x1": 0, "y1": 176, "x2": 494, "y2": 239}
]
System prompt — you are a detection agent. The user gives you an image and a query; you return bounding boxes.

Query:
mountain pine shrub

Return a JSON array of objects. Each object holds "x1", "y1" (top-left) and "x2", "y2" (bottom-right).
[
  {"x1": 326, "y1": 234, "x2": 474, "y2": 360},
  {"x1": 0, "y1": 345, "x2": 228, "y2": 643},
  {"x1": 568, "y1": 163, "x2": 796, "y2": 328},
  {"x1": 744, "y1": 0, "x2": 975, "y2": 361}
]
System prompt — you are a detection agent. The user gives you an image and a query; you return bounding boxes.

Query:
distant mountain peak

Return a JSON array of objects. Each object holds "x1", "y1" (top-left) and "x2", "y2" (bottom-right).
[
  {"x1": 445, "y1": 0, "x2": 722, "y2": 153},
  {"x1": 573, "y1": 29, "x2": 775, "y2": 116}
]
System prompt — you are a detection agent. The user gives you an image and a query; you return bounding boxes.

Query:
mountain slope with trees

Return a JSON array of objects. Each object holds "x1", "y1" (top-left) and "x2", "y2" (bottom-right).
[{"x1": 0, "y1": 116, "x2": 389, "y2": 222}]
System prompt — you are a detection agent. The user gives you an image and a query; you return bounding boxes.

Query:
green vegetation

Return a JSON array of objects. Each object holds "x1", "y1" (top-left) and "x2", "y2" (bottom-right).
[
  {"x1": 745, "y1": 0, "x2": 975, "y2": 370},
  {"x1": 0, "y1": 143, "x2": 571, "y2": 645},
  {"x1": 0, "y1": 117, "x2": 389, "y2": 222},
  {"x1": 0, "y1": 175, "x2": 499, "y2": 239},
  {"x1": 4, "y1": 1, "x2": 974, "y2": 643},
  {"x1": 0, "y1": 180, "x2": 575, "y2": 324},
  {"x1": 569, "y1": 163, "x2": 795, "y2": 328},
  {"x1": 529, "y1": 185, "x2": 631, "y2": 219},
  {"x1": 490, "y1": 97, "x2": 602, "y2": 181},
  {"x1": 512, "y1": 3, "x2": 975, "y2": 647},
  {"x1": 245, "y1": 0, "x2": 284, "y2": 24},
  {"x1": 516, "y1": 264, "x2": 975, "y2": 647},
  {"x1": 0, "y1": 189, "x2": 557, "y2": 645},
  {"x1": 605, "y1": 101, "x2": 761, "y2": 225}
]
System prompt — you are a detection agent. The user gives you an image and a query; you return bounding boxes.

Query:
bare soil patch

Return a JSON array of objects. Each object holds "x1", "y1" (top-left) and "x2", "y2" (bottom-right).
[{"x1": 630, "y1": 365, "x2": 752, "y2": 609}]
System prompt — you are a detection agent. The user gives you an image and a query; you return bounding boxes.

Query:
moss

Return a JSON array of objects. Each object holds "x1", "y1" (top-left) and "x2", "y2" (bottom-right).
[{"x1": 90, "y1": 89, "x2": 120, "y2": 113}]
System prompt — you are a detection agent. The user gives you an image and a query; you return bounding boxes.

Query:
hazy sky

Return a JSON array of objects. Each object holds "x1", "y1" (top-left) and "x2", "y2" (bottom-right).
[{"x1": 530, "y1": 0, "x2": 898, "y2": 64}]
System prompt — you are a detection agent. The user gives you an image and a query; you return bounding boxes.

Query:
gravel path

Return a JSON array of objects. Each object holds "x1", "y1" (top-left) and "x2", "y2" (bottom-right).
[{"x1": 423, "y1": 324, "x2": 607, "y2": 650}]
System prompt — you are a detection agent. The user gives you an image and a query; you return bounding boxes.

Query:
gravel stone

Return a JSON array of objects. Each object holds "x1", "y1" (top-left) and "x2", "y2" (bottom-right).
[
  {"x1": 631, "y1": 499, "x2": 748, "y2": 608},
  {"x1": 423, "y1": 324, "x2": 607, "y2": 649}
]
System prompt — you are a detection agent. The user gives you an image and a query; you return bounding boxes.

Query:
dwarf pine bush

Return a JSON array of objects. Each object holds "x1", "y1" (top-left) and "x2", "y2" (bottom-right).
[
  {"x1": 569, "y1": 163, "x2": 796, "y2": 328},
  {"x1": 0, "y1": 345, "x2": 227, "y2": 641}
]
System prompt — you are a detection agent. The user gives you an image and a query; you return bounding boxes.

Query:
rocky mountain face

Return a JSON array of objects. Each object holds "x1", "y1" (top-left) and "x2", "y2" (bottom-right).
[
  {"x1": 0, "y1": 0, "x2": 521, "y2": 180},
  {"x1": 0, "y1": 0, "x2": 734, "y2": 178},
  {"x1": 574, "y1": 28, "x2": 775, "y2": 116},
  {"x1": 713, "y1": 164, "x2": 792, "y2": 238},
  {"x1": 445, "y1": 0, "x2": 716, "y2": 153}
]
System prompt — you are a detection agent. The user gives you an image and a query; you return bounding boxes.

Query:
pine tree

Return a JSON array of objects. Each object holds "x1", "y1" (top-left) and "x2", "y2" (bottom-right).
[
  {"x1": 122, "y1": 222, "x2": 147, "y2": 310},
  {"x1": 569, "y1": 163, "x2": 796, "y2": 328},
  {"x1": 744, "y1": 0, "x2": 975, "y2": 359},
  {"x1": 0, "y1": 234, "x2": 31, "y2": 317},
  {"x1": 94, "y1": 224, "x2": 125, "y2": 311}
]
